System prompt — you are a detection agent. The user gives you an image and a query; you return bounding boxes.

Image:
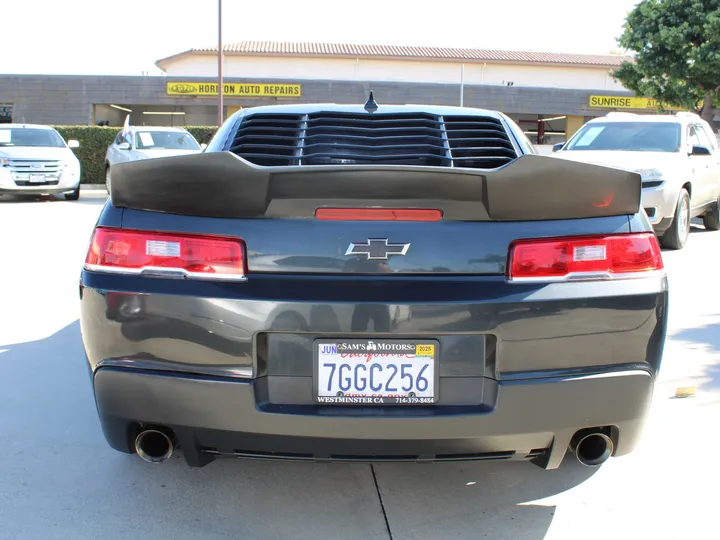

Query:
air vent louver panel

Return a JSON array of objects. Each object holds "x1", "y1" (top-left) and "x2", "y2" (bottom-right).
[
  {"x1": 229, "y1": 114, "x2": 303, "y2": 166},
  {"x1": 228, "y1": 111, "x2": 518, "y2": 169},
  {"x1": 303, "y1": 112, "x2": 448, "y2": 166},
  {"x1": 443, "y1": 116, "x2": 517, "y2": 168}
]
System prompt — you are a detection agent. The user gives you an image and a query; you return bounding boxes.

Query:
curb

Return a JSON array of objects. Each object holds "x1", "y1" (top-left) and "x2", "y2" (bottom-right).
[{"x1": 81, "y1": 184, "x2": 108, "y2": 192}]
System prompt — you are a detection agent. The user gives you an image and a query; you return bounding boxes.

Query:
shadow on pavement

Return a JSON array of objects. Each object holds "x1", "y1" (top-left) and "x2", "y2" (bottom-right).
[
  {"x1": 375, "y1": 458, "x2": 595, "y2": 540},
  {"x1": 0, "y1": 321, "x2": 597, "y2": 540},
  {"x1": 685, "y1": 222, "x2": 717, "y2": 238},
  {"x1": 672, "y1": 319, "x2": 720, "y2": 393},
  {"x1": 0, "y1": 195, "x2": 49, "y2": 203}
]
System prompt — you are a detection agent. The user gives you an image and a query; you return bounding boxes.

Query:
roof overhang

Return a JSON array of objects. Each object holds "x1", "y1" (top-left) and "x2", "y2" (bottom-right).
[
  {"x1": 155, "y1": 49, "x2": 196, "y2": 72},
  {"x1": 156, "y1": 48, "x2": 626, "y2": 73}
]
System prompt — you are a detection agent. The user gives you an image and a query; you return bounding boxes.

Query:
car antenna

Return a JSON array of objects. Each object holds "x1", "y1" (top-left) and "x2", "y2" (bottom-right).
[{"x1": 364, "y1": 91, "x2": 378, "y2": 113}]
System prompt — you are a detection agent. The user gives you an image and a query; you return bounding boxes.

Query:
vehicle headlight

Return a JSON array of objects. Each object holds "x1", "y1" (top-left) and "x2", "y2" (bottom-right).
[
  {"x1": 0, "y1": 158, "x2": 8, "y2": 167},
  {"x1": 636, "y1": 168, "x2": 664, "y2": 180}
]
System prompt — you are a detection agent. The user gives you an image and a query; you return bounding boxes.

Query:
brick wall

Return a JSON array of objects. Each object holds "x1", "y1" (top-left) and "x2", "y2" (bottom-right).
[{"x1": 0, "y1": 74, "x2": 634, "y2": 125}]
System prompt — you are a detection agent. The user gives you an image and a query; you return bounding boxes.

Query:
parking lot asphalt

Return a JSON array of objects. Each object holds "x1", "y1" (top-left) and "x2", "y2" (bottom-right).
[{"x1": 1, "y1": 193, "x2": 719, "y2": 540}]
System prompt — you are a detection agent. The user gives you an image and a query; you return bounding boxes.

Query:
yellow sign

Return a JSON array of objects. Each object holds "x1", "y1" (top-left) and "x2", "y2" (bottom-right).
[
  {"x1": 416, "y1": 344, "x2": 435, "y2": 357},
  {"x1": 167, "y1": 82, "x2": 302, "y2": 98},
  {"x1": 589, "y1": 95, "x2": 660, "y2": 110}
]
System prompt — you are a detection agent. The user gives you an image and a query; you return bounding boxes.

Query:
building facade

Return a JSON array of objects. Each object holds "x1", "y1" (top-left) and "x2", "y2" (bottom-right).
[{"x1": 0, "y1": 41, "x2": 687, "y2": 144}]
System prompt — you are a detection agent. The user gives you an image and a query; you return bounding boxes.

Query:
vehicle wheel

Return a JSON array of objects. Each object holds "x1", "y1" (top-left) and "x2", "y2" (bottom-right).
[
  {"x1": 660, "y1": 189, "x2": 690, "y2": 250},
  {"x1": 64, "y1": 186, "x2": 80, "y2": 201},
  {"x1": 702, "y1": 198, "x2": 720, "y2": 231},
  {"x1": 105, "y1": 166, "x2": 111, "y2": 194}
]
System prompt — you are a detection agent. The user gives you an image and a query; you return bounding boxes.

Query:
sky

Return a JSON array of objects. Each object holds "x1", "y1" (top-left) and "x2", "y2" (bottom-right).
[{"x1": 1, "y1": 0, "x2": 641, "y2": 76}]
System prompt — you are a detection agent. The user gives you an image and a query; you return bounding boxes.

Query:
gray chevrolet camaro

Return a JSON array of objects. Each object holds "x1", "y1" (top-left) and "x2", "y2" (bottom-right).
[{"x1": 79, "y1": 98, "x2": 668, "y2": 470}]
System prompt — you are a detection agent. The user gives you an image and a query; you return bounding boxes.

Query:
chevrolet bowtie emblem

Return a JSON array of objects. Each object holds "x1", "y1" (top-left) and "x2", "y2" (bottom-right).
[{"x1": 345, "y1": 239, "x2": 411, "y2": 260}]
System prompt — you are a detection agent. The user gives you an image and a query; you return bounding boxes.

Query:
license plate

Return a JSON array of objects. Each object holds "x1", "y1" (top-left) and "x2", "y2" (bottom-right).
[
  {"x1": 315, "y1": 339, "x2": 438, "y2": 405},
  {"x1": 28, "y1": 174, "x2": 45, "y2": 183}
]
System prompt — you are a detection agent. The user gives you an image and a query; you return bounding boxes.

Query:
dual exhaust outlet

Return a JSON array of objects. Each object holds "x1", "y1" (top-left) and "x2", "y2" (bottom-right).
[
  {"x1": 132, "y1": 427, "x2": 614, "y2": 467},
  {"x1": 569, "y1": 430, "x2": 614, "y2": 467}
]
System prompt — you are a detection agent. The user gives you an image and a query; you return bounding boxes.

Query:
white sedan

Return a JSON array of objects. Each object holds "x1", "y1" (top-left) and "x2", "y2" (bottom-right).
[{"x1": 105, "y1": 126, "x2": 204, "y2": 191}]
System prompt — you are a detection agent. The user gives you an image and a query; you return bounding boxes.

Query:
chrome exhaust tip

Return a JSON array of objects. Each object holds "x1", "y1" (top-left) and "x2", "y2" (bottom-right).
[
  {"x1": 571, "y1": 432, "x2": 614, "y2": 467},
  {"x1": 134, "y1": 429, "x2": 174, "y2": 464}
]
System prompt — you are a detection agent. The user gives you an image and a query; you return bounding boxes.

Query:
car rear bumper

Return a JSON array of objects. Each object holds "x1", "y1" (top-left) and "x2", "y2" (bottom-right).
[
  {"x1": 93, "y1": 364, "x2": 655, "y2": 469},
  {"x1": 81, "y1": 267, "x2": 667, "y2": 468},
  {"x1": 651, "y1": 217, "x2": 674, "y2": 235},
  {"x1": 642, "y1": 185, "x2": 678, "y2": 225}
]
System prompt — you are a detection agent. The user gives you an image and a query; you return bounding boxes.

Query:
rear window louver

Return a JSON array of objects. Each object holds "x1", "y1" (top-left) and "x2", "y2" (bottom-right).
[
  {"x1": 229, "y1": 114, "x2": 302, "y2": 166},
  {"x1": 443, "y1": 116, "x2": 518, "y2": 169},
  {"x1": 227, "y1": 112, "x2": 518, "y2": 169}
]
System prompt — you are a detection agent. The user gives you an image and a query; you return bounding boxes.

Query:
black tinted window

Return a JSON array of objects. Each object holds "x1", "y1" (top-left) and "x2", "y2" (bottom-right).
[
  {"x1": 693, "y1": 125, "x2": 713, "y2": 150},
  {"x1": 566, "y1": 122, "x2": 681, "y2": 152}
]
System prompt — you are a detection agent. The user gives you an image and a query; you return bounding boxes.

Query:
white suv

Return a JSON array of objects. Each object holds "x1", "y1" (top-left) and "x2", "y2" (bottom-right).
[
  {"x1": 0, "y1": 124, "x2": 82, "y2": 200},
  {"x1": 553, "y1": 112, "x2": 720, "y2": 249}
]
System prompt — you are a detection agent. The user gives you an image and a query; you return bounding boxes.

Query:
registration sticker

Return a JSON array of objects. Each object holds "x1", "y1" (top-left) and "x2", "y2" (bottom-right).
[
  {"x1": 314, "y1": 339, "x2": 439, "y2": 405},
  {"x1": 416, "y1": 344, "x2": 434, "y2": 357}
]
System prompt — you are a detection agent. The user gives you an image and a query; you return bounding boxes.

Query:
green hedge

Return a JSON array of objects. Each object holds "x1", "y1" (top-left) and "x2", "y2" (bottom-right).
[
  {"x1": 184, "y1": 126, "x2": 218, "y2": 146},
  {"x1": 54, "y1": 126, "x2": 117, "y2": 185},
  {"x1": 53, "y1": 125, "x2": 219, "y2": 184}
]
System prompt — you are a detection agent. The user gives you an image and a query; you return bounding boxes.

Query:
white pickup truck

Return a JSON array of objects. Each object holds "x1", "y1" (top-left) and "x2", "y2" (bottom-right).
[{"x1": 0, "y1": 124, "x2": 82, "y2": 200}]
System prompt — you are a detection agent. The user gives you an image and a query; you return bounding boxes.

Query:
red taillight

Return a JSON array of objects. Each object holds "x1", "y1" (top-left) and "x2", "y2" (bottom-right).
[
  {"x1": 508, "y1": 233, "x2": 663, "y2": 281},
  {"x1": 315, "y1": 208, "x2": 442, "y2": 221},
  {"x1": 84, "y1": 228, "x2": 246, "y2": 281}
]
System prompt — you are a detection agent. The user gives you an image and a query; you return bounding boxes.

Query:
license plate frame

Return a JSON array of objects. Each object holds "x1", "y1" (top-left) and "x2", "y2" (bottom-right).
[
  {"x1": 313, "y1": 339, "x2": 440, "y2": 405},
  {"x1": 28, "y1": 174, "x2": 46, "y2": 183}
]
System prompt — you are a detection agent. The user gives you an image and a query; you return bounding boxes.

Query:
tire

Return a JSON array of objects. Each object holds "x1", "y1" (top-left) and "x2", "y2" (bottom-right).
[
  {"x1": 660, "y1": 189, "x2": 690, "y2": 250},
  {"x1": 702, "y1": 198, "x2": 720, "y2": 231},
  {"x1": 64, "y1": 186, "x2": 80, "y2": 201}
]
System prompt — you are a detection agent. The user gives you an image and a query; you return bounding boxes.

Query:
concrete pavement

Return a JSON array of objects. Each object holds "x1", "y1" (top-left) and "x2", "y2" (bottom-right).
[{"x1": 0, "y1": 192, "x2": 718, "y2": 539}]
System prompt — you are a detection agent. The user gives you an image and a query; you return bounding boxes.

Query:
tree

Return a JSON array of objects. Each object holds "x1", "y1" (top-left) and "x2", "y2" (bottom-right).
[{"x1": 613, "y1": 0, "x2": 720, "y2": 122}]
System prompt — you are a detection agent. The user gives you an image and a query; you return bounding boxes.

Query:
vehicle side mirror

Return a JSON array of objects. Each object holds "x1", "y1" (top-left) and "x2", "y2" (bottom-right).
[
  {"x1": 690, "y1": 145, "x2": 711, "y2": 156},
  {"x1": 67, "y1": 140, "x2": 80, "y2": 149},
  {"x1": 552, "y1": 143, "x2": 564, "y2": 153},
  {"x1": 200, "y1": 143, "x2": 207, "y2": 150},
  {"x1": 117, "y1": 142, "x2": 131, "y2": 150}
]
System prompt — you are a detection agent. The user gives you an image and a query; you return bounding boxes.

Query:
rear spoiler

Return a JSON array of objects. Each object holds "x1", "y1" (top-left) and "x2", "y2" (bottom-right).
[{"x1": 110, "y1": 152, "x2": 641, "y2": 221}]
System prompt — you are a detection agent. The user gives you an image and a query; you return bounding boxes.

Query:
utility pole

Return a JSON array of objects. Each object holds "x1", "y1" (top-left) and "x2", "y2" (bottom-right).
[
  {"x1": 217, "y1": 0, "x2": 224, "y2": 126},
  {"x1": 460, "y1": 64, "x2": 465, "y2": 107}
]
